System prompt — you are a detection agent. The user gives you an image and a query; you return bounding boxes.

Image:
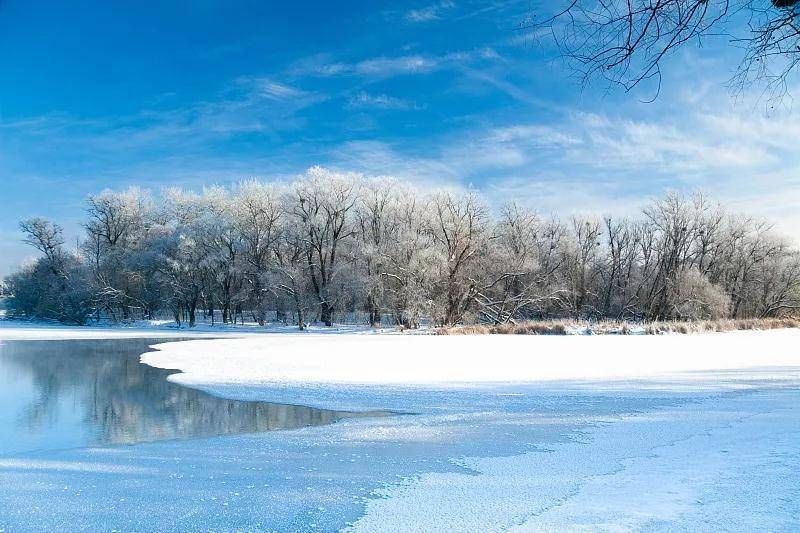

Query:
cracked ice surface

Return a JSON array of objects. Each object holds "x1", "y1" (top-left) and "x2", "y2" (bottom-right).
[{"x1": 349, "y1": 390, "x2": 800, "y2": 532}]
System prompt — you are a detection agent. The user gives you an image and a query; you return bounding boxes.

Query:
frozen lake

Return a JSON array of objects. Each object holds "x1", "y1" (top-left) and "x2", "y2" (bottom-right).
[{"x1": 1, "y1": 335, "x2": 799, "y2": 531}]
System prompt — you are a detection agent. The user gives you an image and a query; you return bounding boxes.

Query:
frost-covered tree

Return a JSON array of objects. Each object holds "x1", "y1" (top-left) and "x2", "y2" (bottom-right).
[
  {"x1": 191, "y1": 187, "x2": 246, "y2": 324},
  {"x1": 7, "y1": 218, "x2": 92, "y2": 324},
  {"x1": 289, "y1": 167, "x2": 360, "y2": 326},
  {"x1": 155, "y1": 189, "x2": 208, "y2": 327},
  {"x1": 234, "y1": 180, "x2": 283, "y2": 325},
  {"x1": 476, "y1": 204, "x2": 566, "y2": 324},
  {"x1": 428, "y1": 190, "x2": 491, "y2": 325},
  {"x1": 670, "y1": 268, "x2": 732, "y2": 320},
  {"x1": 83, "y1": 187, "x2": 154, "y2": 320},
  {"x1": 375, "y1": 186, "x2": 437, "y2": 328},
  {"x1": 354, "y1": 177, "x2": 402, "y2": 325}
]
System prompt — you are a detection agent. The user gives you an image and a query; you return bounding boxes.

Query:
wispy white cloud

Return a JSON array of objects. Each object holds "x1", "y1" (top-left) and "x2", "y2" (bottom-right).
[
  {"x1": 485, "y1": 176, "x2": 654, "y2": 220},
  {"x1": 356, "y1": 55, "x2": 439, "y2": 76},
  {"x1": 290, "y1": 48, "x2": 501, "y2": 79},
  {"x1": 405, "y1": 0, "x2": 455, "y2": 22},
  {"x1": 459, "y1": 66, "x2": 558, "y2": 110},
  {"x1": 347, "y1": 91, "x2": 420, "y2": 110},
  {"x1": 0, "y1": 77, "x2": 326, "y2": 154},
  {"x1": 569, "y1": 111, "x2": 784, "y2": 176},
  {"x1": 321, "y1": 137, "x2": 650, "y2": 221},
  {"x1": 288, "y1": 53, "x2": 430, "y2": 78},
  {"x1": 252, "y1": 79, "x2": 309, "y2": 101},
  {"x1": 325, "y1": 139, "x2": 459, "y2": 186},
  {"x1": 487, "y1": 124, "x2": 582, "y2": 147}
]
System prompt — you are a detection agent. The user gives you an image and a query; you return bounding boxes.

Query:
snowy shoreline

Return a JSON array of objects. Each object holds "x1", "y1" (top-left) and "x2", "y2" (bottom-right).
[
  {"x1": 140, "y1": 329, "x2": 800, "y2": 388},
  {"x1": 0, "y1": 325, "x2": 247, "y2": 341},
  {"x1": 0, "y1": 320, "x2": 384, "y2": 340},
  {"x1": 4, "y1": 322, "x2": 799, "y2": 386},
  {"x1": 4, "y1": 321, "x2": 799, "y2": 387}
]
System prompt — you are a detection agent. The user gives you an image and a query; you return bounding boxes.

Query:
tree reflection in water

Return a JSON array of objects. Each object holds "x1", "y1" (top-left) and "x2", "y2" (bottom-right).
[{"x1": 0, "y1": 339, "x2": 348, "y2": 447}]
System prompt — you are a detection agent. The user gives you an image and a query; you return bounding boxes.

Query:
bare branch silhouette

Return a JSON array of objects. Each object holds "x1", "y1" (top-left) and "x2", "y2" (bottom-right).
[{"x1": 524, "y1": 1, "x2": 800, "y2": 102}]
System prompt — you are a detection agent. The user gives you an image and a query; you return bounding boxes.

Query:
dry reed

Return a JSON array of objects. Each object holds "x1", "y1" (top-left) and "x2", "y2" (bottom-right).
[{"x1": 436, "y1": 317, "x2": 800, "y2": 336}]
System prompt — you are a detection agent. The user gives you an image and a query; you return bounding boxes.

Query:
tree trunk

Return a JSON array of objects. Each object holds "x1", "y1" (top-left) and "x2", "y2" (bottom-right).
[
  {"x1": 320, "y1": 301, "x2": 333, "y2": 327},
  {"x1": 367, "y1": 295, "x2": 381, "y2": 326},
  {"x1": 187, "y1": 296, "x2": 198, "y2": 327}
]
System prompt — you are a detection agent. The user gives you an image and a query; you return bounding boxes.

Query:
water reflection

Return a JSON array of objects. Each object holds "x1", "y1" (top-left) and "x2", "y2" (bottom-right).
[{"x1": 0, "y1": 339, "x2": 348, "y2": 454}]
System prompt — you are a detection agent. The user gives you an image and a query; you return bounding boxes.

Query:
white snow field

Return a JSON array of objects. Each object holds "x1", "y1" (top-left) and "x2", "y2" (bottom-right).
[
  {"x1": 1, "y1": 328, "x2": 799, "y2": 531},
  {"x1": 144, "y1": 328, "x2": 800, "y2": 387}
]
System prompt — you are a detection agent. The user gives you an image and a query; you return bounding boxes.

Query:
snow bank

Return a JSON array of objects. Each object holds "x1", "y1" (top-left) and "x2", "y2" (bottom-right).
[{"x1": 143, "y1": 329, "x2": 800, "y2": 387}]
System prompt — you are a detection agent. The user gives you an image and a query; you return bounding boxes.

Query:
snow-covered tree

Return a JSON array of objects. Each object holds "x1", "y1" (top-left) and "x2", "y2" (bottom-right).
[{"x1": 289, "y1": 167, "x2": 360, "y2": 326}]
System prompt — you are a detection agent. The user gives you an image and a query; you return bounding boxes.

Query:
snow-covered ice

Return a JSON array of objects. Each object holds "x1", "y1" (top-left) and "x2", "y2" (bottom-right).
[
  {"x1": 348, "y1": 389, "x2": 800, "y2": 532},
  {"x1": 3, "y1": 375, "x2": 798, "y2": 532}
]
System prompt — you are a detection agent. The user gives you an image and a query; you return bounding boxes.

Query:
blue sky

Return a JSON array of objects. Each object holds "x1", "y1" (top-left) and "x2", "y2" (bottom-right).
[{"x1": 1, "y1": 0, "x2": 799, "y2": 276}]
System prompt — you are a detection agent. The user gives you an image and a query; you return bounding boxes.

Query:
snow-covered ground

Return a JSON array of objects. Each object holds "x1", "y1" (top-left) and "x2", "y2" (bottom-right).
[
  {"x1": 1, "y1": 327, "x2": 799, "y2": 531},
  {"x1": 142, "y1": 329, "x2": 800, "y2": 398}
]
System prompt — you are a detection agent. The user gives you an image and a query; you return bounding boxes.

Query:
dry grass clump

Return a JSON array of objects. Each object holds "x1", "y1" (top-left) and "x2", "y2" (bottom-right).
[
  {"x1": 437, "y1": 320, "x2": 584, "y2": 335},
  {"x1": 437, "y1": 316, "x2": 800, "y2": 336},
  {"x1": 645, "y1": 317, "x2": 800, "y2": 335},
  {"x1": 436, "y1": 320, "x2": 569, "y2": 335}
]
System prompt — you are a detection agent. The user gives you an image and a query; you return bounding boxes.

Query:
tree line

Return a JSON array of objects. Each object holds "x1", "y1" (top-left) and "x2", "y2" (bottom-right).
[{"x1": 4, "y1": 167, "x2": 799, "y2": 327}]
